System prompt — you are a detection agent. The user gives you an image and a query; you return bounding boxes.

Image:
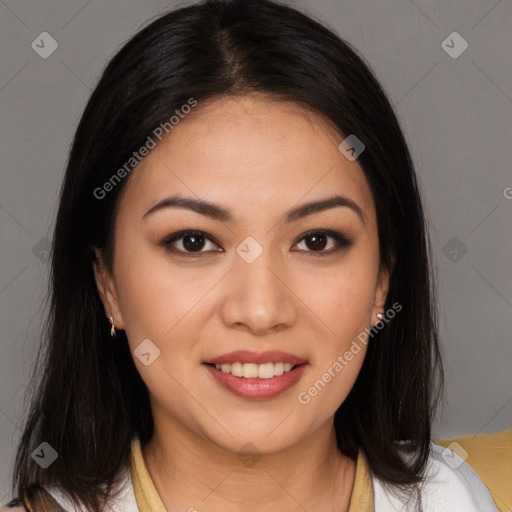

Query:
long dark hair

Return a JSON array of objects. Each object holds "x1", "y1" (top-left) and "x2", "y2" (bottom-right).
[{"x1": 10, "y1": 0, "x2": 443, "y2": 510}]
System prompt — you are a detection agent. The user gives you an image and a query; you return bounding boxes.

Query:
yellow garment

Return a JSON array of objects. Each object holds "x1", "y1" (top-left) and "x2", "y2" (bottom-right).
[
  {"x1": 130, "y1": 435, "x2": 374, "y2": 512},
  {"x1": 436, "y1": 428, "x2": 512, "y2": 512},
  {"x1": 130, "y1": 436, "x2": 166, "y2": 512},
  {"x1": 348, "y1": 448, "x2": 375, "y2": 512}
]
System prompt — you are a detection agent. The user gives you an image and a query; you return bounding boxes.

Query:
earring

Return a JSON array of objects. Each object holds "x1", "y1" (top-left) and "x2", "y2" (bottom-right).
[
  {"x1": 374, "y1": 312, "x2": 384, "y2": 326},
  {"x1": 108, "y1": 316, "x2": 116, "y2": 337}
]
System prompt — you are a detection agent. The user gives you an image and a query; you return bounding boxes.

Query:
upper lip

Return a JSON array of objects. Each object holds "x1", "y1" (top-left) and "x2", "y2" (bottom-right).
[{"x1": 204, "y1": 350, "x2": 308, "y2": 366}]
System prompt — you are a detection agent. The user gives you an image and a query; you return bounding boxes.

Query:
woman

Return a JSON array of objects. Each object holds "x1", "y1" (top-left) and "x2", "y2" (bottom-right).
[{"x1": 3, "y1": 0, "x2": 500, "y2": 511}]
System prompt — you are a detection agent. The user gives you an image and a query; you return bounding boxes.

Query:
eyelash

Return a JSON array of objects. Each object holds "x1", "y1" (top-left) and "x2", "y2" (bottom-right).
[{"x1": 158, "y1": 229, "x2": 354, "y2": 258}]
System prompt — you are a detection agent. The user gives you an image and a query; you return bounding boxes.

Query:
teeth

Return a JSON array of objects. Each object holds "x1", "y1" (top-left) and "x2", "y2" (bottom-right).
[{"x1": 213, "y1": 362, "x2": 296, "y2": 378}]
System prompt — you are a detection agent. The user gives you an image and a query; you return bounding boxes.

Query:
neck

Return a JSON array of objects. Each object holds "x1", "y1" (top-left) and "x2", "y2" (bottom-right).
[{"x1": 142, "y1": 417, "x2": 356, "y2": 512}]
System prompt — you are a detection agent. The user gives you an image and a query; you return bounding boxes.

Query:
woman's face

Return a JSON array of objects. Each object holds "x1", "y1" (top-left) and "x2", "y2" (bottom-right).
[{"x1": 94, "y1": 94, "x2": 390, "y2": 454}]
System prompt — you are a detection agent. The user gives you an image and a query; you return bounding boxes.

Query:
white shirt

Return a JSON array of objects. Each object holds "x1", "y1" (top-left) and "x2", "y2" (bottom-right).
[{"x1": 373, "y1": 442, "x2": 500, "y2": 511}]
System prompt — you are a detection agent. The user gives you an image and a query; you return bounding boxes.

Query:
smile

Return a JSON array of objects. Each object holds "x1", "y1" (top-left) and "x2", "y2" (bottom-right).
[
  {"x1": 203, "y1": 361, "x2": 308, "y2": 400},
  {"x1": 211, "y1": 361, "x2": 295, "y2": 379}
]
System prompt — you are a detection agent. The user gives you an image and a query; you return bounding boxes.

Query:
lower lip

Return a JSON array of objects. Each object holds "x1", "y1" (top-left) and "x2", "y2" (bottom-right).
[{"x1": 203, "y1": 363, "x2": 307, "y2": 400}]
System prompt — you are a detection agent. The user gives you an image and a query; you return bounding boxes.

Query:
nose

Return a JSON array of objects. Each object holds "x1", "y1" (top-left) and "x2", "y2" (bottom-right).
[{"x1": 219, "y1": 245, "x2": 298, "y2": 336}]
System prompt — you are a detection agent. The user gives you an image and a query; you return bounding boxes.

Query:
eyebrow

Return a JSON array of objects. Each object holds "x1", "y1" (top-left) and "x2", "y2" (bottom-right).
[{"x1": 142, "y1": 194, "x2": 366, "y2": 225}]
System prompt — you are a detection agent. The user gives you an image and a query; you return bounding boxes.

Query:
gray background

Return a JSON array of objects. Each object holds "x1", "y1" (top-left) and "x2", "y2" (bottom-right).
[{"x1": 1, "y1": 0, "x2": 511, "y2": 504}]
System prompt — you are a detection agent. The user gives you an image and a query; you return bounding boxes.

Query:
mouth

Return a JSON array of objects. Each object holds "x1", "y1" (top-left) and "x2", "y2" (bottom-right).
[
  {"x1": 202, "y1": 353, "x2": 308, "y2": 400},
  {"x1": 203, "y1": 361, "x2": 304, "y2": 379}
]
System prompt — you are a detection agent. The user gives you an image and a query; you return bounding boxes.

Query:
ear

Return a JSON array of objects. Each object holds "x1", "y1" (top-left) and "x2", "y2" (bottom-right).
[
  {"x1": 373, "y1": 255, "x2": 395, "y2": 313},
  {"x1": 374, "y1": 266, "x2": 390, "y2": 309},
  {"x1": 91, "y1": 247, "x2": 125, "y2": 330}
]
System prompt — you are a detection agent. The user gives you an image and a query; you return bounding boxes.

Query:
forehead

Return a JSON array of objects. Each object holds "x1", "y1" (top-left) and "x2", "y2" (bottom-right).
[{"x1": 118, "y1": 94, "x2": 376, "y2": 226}]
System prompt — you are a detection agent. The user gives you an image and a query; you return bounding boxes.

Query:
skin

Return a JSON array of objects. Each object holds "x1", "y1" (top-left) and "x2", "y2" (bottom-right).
[{"x1": 93, "y1": 94, "x2": 391, "y2": 512}]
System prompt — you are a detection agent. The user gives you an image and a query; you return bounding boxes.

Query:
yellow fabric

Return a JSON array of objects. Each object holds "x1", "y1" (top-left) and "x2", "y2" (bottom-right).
[
  {"x1": 436, "y1": 428, "x2": 512, "y2": 512},
  {"x1": 348, "y1": 449, "x2": 375, "y2": 512},
  {"x1": 130, "y1": 436, "x2": 167, "y2": 512},
  {"x1": 130, "y1": 435, "x2": 374, "y2": 512}
]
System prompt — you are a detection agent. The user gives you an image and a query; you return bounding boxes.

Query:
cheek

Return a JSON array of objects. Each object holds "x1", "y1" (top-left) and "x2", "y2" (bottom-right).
[
  {"x1": 112, "y1": 242, "x2": 210, "y2": 350},
  {"x1": 302, "y1": 259, "x2": 377, "y2": 345},
  {"x1": 296, "y1": 246, "x2": 377, "y2": 405}
]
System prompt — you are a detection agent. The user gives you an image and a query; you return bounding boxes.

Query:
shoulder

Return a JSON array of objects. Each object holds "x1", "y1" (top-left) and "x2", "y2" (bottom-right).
[
  {"x1": 44, "y1": 463, "x2": 138, "y2": 512},
  {"x1": 1, "y1": 463, "x2": 137, "y2": 512},
  {"x1": 372, "y1": 441, "x2": 500, "y2": 512}
]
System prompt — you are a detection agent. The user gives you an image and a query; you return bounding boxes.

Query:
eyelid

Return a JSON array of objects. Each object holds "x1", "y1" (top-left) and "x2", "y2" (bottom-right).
[
  {"x1": 293, "y1": 229, "x2": 353, "y2": 248},
  {"x1": 159, "y1": 229, "x2": 353, "y2": 257},
  {"x1": 158, "y1": 230, "x2": 222, "y2": 257}
]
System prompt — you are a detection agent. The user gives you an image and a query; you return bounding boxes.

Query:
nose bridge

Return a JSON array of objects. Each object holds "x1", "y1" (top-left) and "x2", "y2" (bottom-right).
[
  {"x1": 221, "y1": 236, "x2": 297, "y2": 333},
  {"x1": 236, "y1": 242, "x2": 277, "y2": 290},
  {"x1": 234, "y1": 236, "x2": 283, "y2": 299}
]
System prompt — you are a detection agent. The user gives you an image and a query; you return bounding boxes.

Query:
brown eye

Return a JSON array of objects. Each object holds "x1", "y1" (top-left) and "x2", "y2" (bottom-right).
[
  {"x1": 293, "y1": 230, "x2": 353, "y2": 255},
  {"x1": 159, "y1": 230, "x2": 222, "y2": 256},
  {"x1": 304, "y1": 233, "x2": 329, "y2": 251},
  {"x1": 181, "y1": 233, "x2": 206, "y2": 251}
]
